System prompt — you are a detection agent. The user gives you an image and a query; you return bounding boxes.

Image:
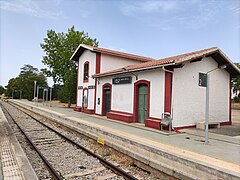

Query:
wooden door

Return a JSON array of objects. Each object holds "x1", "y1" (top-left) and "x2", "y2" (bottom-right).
[{"x1": 138, "y1": 84, "x2": 148, "y2": 123}]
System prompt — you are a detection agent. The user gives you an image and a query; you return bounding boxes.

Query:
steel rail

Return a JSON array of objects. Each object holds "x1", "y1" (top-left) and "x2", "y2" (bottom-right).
[
  {"x1": 8, "y1": 101, "x2": 138, "y2": 180},
  {"x1": 0, "y1": 103, "x2": 64, "y2": 180}
]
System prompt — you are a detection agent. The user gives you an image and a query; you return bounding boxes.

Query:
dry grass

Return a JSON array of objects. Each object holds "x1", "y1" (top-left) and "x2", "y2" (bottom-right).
[
  {"x1": 38, "y1": 100, "x2": 76, "y2": 108},
  {"x1": 232, "y1": 103, "x2": 240, "y2": 110}
]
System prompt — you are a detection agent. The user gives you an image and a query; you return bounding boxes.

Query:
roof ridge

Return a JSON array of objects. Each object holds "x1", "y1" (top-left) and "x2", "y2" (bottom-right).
[
  {"x1": 80, "y1": 44, "x2": 156, "y2": 61},
  {"x1": 94, "y1": 46, "x2": 224, "y2": 77},
  {"x1": 158, "y1": 46, "x2": 219, "y2": 62}
]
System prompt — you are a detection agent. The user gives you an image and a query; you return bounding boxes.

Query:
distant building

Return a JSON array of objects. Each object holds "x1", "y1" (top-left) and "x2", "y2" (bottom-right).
[{"x1": 71, "y1": 45, "x2": 240, "y2": 130}]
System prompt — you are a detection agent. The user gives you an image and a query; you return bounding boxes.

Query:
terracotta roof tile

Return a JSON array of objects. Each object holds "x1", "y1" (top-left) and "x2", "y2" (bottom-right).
[
  {"x1": 95, "y1": 47, "x2": 219, "y2": 77},
  {"x1": 80, "y1": 44, "x2": 156, "y2": 62}
]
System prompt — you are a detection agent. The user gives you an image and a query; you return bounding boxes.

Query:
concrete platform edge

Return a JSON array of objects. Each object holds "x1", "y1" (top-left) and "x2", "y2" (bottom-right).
[
  {"x1": 12, "y1": 100, "x2": 240, "y2": 180},
  {"x1": 0, "y1": 105, "x2": 38, "y2": 180}
]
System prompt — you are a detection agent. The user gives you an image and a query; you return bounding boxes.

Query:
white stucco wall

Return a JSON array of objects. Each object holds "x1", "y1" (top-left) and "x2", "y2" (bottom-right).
[
  {"x1": 77, "y1": 50, "x2": 96, "y2": 107},
  {"x1": 77, "y1": 51, "x2": 150, "y2": 108},
  {"x1": 138, "y1": 70, "x2": 165, "y2": 118},
  {"x1": 172, "y1": 57, "x2": 230, "y2": 127},
  {"x1": 100, "y1": 54, "x2": 144, "y2": 73},
  {"x1": 96, "y1": 69, "x2": 165, "y2": 119}
]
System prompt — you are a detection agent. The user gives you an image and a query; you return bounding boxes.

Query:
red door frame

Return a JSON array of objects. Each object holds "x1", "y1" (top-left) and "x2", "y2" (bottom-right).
[
  {"x1": 164, "y1": 72, "x2": 173, "y2": 113},
  {"x1": 133, "y1": 80, "x2": 150, "y2": 123},
  {"x1": 102, "y1": 83, "x2": 112, "y2": 116}
]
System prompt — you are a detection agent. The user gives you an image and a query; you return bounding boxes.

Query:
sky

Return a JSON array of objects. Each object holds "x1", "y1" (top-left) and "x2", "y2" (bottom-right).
[{"x1": 0, "y1": 0, "x2": 239, "y2": 87}]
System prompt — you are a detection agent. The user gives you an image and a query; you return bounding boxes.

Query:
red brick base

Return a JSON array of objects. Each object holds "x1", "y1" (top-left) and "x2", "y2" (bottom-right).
[
  {"x1": 107, "y1": 110, "x2": 134, "y2": 123},
  {"x1": 145, "y1": 118, "x2": 161, "y2": 130}
]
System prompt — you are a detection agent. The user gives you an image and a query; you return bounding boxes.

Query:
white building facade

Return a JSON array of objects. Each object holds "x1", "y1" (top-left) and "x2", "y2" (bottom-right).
[{"x1": 71, "y1": 45, "x2": 240, "y2": 130}]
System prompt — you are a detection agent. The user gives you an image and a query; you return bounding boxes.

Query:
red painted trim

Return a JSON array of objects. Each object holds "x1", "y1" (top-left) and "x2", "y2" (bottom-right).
[
  {"x1": 145, "y1": 118, "x2": 161, "y2": 130},
  {"x1": 94, "y1": 53, "x2": 101, "y2": 113},
  {"x1": 174, "y1": 125, "x2": 196, "y2": 130},
  {"x1": 229, "y1": 75, "x2": 232, "y2": 124},
  {"x1": 107, "y1": 110, "x2": 134, "y2": 123},
  {"x1": 82, "y1": 108, "x2": 95, "y2": 114},
  {"x1": 96, "y1": 53, "x2": 101, "y2": 74},
  {"x1": 220, "y1": 121, "x2": 232, "y2": 126},
  {"x1": 83, "y1": 61, "x2": 89, "y2": 83},
  {"x1": 75, "y1": 61, "x2": 79, "y2": 107},
  {"x1": 74, "y1": 106, "x2": 82, "y2": 112},
  {"x1": 82, "y1": 87, "x2": 88, "y2": 110},
  {"x1": 133, "y1": 80, "x2": 150, "y2": 123},
  {"x1": 164, "y1": 72, "x2": 172, "y2": 113},
  {"x1": 101, "y1": 83, "x2": 112, "y2": 116},
  {"x1": 94, "y1": 113, "x2": 103, "y2": 117},
  {"x1": 148, "y1": 116, "x2": 161, "y2": 121},
  {"x1": 110, "y1": 110, "x2": 133, "y2": 116}
]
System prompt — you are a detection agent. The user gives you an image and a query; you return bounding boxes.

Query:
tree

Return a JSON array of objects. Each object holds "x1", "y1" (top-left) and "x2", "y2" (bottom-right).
[
  {"x1": 232, "y1": 63, "x2": 240, "y2": 102},
  {"x1": 5, "y1": 78, "x2": 19, "y2": 98},
  {"x1": 40, "y1": 26, "x2": 98, "y2": 107},
  {"x1": 0, "y1": 85, "x2": 6, "y2": 95},
  {"x1": 5, "y1": 65, "x2": 47, "y2": 100}
]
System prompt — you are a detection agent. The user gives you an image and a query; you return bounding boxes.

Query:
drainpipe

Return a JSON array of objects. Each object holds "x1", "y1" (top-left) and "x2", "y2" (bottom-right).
[
  {"x1": 162, "y1": 66, "x2": 173, "y2": 73},
  {"x1": 162, "y1": 66, "x2": 174, "y2": 130}
]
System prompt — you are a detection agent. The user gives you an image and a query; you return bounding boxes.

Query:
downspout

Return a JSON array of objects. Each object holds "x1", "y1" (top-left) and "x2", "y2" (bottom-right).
[
  {"x1": 162, "y1": 66, "x2": 173, "y2": 73},
  {"x1": 162, "y1": 66, "x2": 174, "y2": 130}
]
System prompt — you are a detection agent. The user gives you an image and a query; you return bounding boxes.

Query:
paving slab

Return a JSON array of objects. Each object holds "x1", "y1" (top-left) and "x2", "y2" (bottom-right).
[
  {"x1": 11, "y1": 100, "x2": 240, "y2": 179},
  {"x1": 0, "y1": 105, "x2": 38, "y2": 180}
]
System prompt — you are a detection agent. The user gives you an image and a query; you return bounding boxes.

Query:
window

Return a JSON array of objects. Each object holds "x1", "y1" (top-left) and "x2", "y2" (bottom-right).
[{"x1": 83, "y1": 61, "x2": 89, "y2": 82}]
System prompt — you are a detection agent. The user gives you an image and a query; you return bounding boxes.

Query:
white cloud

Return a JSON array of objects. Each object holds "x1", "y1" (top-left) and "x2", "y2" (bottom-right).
[
  {"x1": 120, "y1": 0, "x2": 178, "y2": 16},
  {"x1": 120, "y1": 0, "x2": 225, "y2": 30},
  {"x1": 0, "y1": 0, "x2": 65, "y2": 19}
]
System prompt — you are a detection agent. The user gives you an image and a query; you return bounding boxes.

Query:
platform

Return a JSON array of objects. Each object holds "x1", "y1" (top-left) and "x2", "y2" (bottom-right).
[
  {"x1": 9, "y1": 100, "x2": 240, "y2": 179},
  {"x1": 0, "y1": 105, "x2": 38, "y2": 180}
]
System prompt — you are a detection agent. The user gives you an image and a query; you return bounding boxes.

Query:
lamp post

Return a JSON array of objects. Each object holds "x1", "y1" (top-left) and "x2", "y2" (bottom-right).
[
  {"x1": 204, "y1": 64, "x2": 227, "y2": 144},
  {"x1": 49, "y1": 87, "x2": 52, "y2": 107},
  {"x1": 34, "y1": 81, "x2": 37, "y2": 103}
]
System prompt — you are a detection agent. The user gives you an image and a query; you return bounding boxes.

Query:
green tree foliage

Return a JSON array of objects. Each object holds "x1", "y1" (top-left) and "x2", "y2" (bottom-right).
[
  {"x1": 232, "y1": 63, "x2": 240, "y2": 102},
  {"x1": 5, "y1": 65, "x2": 47, "y2": 100},
  {"x1": 0, "y1": 85, "x2": 6, "y2": 95},
  {"x1": 40, "y1": 26, "x2": 98, "y2": 106}
]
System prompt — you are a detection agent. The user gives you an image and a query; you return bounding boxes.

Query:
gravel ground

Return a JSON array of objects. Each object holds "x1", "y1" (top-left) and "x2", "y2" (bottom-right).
[
  {"x1": 1, "y1": 102, "x2": 51, "y2": 179},
  {"x1": 1, "y1": 101, "x2": 124, "y2": 180},
  {"x1": 1, "y1": 100, "x2": 177, "y2": 180}
]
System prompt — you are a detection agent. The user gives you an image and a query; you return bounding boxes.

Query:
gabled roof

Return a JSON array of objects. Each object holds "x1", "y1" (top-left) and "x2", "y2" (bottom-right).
[
  {"x1": 94, "y1": 47, "x2": 240, "y2": 78},
  {"x1": 70, "y1": 44, "x2": 156, "y2": 62}
]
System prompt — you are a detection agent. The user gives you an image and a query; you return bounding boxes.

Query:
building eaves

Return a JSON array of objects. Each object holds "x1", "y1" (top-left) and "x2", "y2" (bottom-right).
[
  {"x1": 70, "y1": 44, "x2": 156, "y2": 62},
  {"x1": 94, "y1": 47, "x2": 240, "y2": 78}
]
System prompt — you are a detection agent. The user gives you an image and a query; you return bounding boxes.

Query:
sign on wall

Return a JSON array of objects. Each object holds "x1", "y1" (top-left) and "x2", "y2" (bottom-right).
[
  {"x1": 78, "y1": 86, "x2": 83, "y2": 90},
  {"x1": 88, "y1": 85, "x2": 95, "y2": 89},
  {"x1": 112, "y1": 76, "x2": 132, "y2": 85},
  {"x1": 199, "y1": 73, "x2": 207, "y2": 87}
]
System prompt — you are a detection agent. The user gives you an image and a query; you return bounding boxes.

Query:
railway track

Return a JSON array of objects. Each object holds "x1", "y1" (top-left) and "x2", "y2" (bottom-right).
[{"x1": 1, "y1": 101, "x2": 138, "y2": 180}]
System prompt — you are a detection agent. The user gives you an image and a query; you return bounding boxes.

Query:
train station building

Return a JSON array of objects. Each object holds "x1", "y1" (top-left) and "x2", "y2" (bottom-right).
[{"x1": 70, "y1": 44, "x2": 240, "y2": 130}]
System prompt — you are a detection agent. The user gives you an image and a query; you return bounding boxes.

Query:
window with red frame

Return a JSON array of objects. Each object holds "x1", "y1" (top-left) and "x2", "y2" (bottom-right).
[{"x1": 83, "y1": 62, "x2": 89, "y2": 82}]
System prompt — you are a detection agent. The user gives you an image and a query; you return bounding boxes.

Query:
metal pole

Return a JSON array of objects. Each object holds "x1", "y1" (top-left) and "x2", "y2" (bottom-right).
[
  {"x1": 205, "y1": 74, "x2": 209, "y2": 144},
  {"x1": 46, "y1": 89, "x2": 49, "y2": 106},
  {"x1": 49, "y1": 87, "x2": 52, "y2": 107},
  {"x1": 20, "y1": 90, "x2": 22, "y2": 100},
  {"x1": 12, "y1": 91, "x2": 14, "y2": 99},
  {"x1": 34, "y1": 81, "x2": 37, "y2": 102},
  {"x1": 43, "y1": 90, "x2": 45, "y2": 105},
  {"x1": 36, "y1": 86, "x2": 39, "y2": 106}
]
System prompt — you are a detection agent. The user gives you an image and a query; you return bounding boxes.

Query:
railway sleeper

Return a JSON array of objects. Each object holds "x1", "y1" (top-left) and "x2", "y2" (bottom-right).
[{"x1": 64, "y1": 166, "x2": 106, "y2": 178}]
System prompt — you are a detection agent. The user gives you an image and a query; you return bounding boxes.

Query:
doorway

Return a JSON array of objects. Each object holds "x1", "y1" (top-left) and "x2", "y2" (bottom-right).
[
  {"x1": 138, "y1": 84, "x2": 148, "y2": 123},
  {"x1": 102, "y1": 84, "x2": 111, "y2": 116}
]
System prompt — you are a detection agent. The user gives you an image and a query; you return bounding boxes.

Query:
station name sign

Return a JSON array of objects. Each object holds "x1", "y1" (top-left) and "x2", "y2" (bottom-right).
[{"x1": 112, "y1": 76, "x2": 132, "y2": 85}]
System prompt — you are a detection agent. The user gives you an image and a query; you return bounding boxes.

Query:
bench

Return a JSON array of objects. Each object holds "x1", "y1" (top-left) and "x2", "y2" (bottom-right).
[
  {"x1": 161, "y1": 112, "x2": 172, "y2": 132},
  {"x1": 196, "y1": 121, "x2": 220, "y2": 130}
]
